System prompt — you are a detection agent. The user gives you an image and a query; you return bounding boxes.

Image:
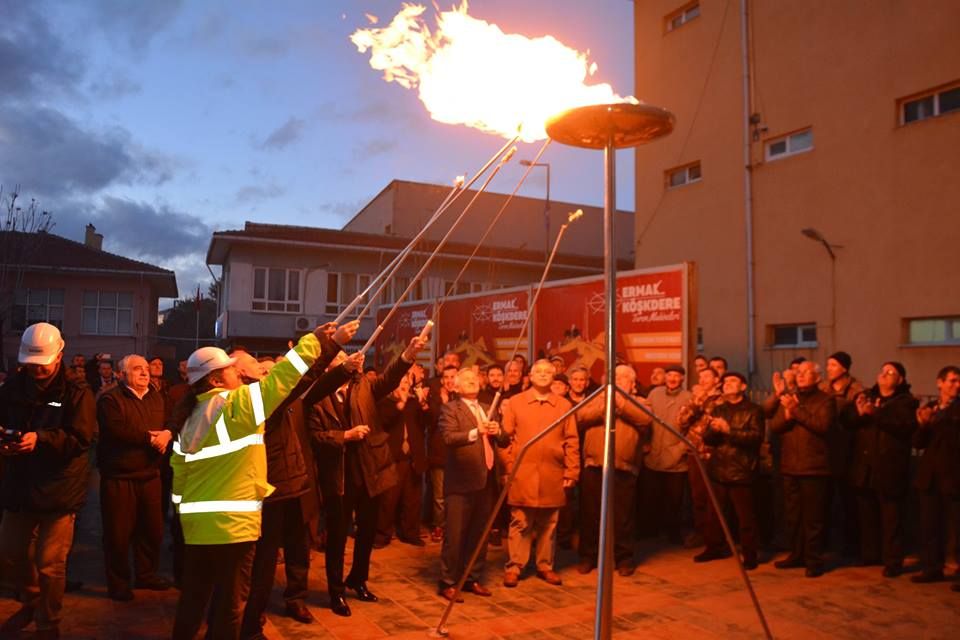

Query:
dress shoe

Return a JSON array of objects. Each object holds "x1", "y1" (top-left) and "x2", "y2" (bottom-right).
[
  {"x1": 108, "y1": 587, "x2": 135, "y2": 602},
  {"x1": 329, "y1": 595, "x2": 351, "y2": 617},
  {"x1": 438, "y1": 585, "x2": 464, "y2": 602},
  {"x1": 372, "y1": 538, "x2": 389, "y2": 550},
  {"x1": 536, "y1": 570, "x2": 562, "y2": 585},
  {"x1": 0, "y1": 604, "x2": 35, "y2": 632},
  {"x1": 285, "y1": 601, "x2": 315, "y2": 624},
  {"x1": 398, "y1": 536, "x2": 426, "y2": 547},
  {"x1": 503, "y1": 570, "x2": 520, "y2": 588},
  {"x1": 464, "y1": 581, "x2": 492, "y2": 597},
  {"x1": 345, "y1": 580, "x2": 379, "y2": 602},
  {"x1": 774, "y1": 556, "x2": 804, "y2": 569},
  {"x1": 577, "y1": 559, "x2": 595, "y2": 574},
  {"x1": 135, "y1": 577, "x2": 173, "y2": 591},
  {"x1": 805, "y1": 567, "x2": 824, "y2": 578},
  {"x1": 616, "y1": 563, "x2": 636, "y2": 577},
  {"x1": 911, "y1": 571, "x2": 945, "y2": 584},
  {"x1": 882, "y1": 565, "x2": 902, "y2": 578},
  {"x1": 693, "y1": 549, "x2": 731, "y2": 563},
  {"x1": 683, "y1": 532, "x2": 704, "y2": 549},
  {"x1": 742, "y1": 557, "x2": 759, "y2": 571}
]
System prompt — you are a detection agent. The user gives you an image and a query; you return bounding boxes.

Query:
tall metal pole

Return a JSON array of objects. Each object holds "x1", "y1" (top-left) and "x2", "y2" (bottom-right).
[
  {"x1": 594, "y1": 136, "x2": 617, "y2": 640},
  {"x1": 740, "y1": 0, "x2": 757, "y2": 379}
]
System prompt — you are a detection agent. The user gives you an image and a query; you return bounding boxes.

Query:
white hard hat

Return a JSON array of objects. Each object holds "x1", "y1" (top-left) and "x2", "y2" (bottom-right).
[
  {"x1": 185, "y1": 346, "x2": 236, "y2": 385},
  {"x1": 19, "y1": 322, "x2": 65, "y2": 365}
]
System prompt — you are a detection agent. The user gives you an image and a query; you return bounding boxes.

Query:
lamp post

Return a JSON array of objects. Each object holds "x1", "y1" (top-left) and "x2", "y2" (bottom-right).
[
  {"x1": 519, "y1": 159, "x2": 550, "y2": 260},
  {"x1": 801, "y1": 228, "x2": 842, "y2": 352}
]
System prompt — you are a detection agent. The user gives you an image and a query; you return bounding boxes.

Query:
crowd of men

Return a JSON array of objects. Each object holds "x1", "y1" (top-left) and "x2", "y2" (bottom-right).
[{"x1": 0, "y1": 321, "x2": 958, "y2": 639}]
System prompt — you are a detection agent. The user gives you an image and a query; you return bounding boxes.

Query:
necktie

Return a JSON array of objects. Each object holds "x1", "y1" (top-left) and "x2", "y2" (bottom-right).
[{"x1": 469, "y1": 401, "x2": 494, "y2": 470}]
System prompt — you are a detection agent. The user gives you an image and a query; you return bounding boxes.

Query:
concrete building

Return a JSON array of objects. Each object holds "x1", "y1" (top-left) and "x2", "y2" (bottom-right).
[
  {"x1": 632, "y1": 0, "x2": 959, "y2": 394},
  {"x1": 0, "y1": 226, "x2": 178, "y2": 369}
]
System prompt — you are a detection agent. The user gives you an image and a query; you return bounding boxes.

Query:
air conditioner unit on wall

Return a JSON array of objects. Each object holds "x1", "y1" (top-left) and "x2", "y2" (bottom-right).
[{"x1": 294, "y1": 316, "x2": 318, "y2": 333}]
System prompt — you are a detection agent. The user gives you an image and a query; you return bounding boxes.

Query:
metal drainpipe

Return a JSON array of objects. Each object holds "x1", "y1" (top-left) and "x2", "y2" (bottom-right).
[{"x1": 740, "y1": 0, "x2": 756, "y2": 379}]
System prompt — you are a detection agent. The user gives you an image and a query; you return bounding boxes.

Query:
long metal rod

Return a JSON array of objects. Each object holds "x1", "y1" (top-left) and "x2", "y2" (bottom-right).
[
  {"x1": 360, "y1": 145, "x2": 518, "y2": 354},
  {"x1": 351, "y1": 135, "x2": 520, "y2": 323},
  {"x1": 433, "y1": 139, "x2": 553, "y2": 316},
  {"x1": 740, "y1": 0, "x2": 757, "y2": 379},
  {"x1": 432, "y1": 386, "x2": 607, "y2": 637},
  {"x1": 594, "y1": 139, "x2": 617, "y2": 640}
]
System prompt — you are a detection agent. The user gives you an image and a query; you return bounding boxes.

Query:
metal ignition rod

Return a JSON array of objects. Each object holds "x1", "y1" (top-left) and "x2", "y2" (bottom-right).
[
  {"x1": 483, "y1": 207, "x2": 583, "y2": 422},
  {"x1": 431, "y1": 138, "x2": 553, "y2": 317},
  {"x1": 431, "y1": 386, "x2": 606, "y2": 637},
  {"x1": 359, "y1": 144, "x2": 520, "y2": 355}
]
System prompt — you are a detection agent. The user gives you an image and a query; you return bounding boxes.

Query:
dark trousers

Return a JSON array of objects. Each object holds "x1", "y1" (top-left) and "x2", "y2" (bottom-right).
[
  {"x1": 704, "y1": 482, "x2": 757, "y2": 561},
  {"x1": 688, "y1": 464, "x2": 710, "y2": 535},
  {"x1": 782, "y1": 475, "x2": 828, "y2": 569},
  {"x1": 376, "y1": 458, "x2": 422, "y2": 542},
  {"x1": 643, "y1": 468, "x2": 686, "y2": 541},
  {"x1": 556, "y1": 487, "x2": 578, "y2": 546},
  {"x1": 100, "y1": 475, "x2": 163, "y2": 594},
  {"x1": 172, "y1": 541, "x2": 256, "y2": 640},
  {"x1": 826, "y1": 477, "x2": 859, "y2": 555},
  {"x1": 579, "y1": 467, "x2": 637, "y2": 566},
  {"x1": 240, "y1": 498, "x2": 310, "y2": 636},
  {"x1": 440, "y1": 476, "x2": 495, "y2": 587},
  {"x1": 856, "y1": 488, "x2": 905, "y2": 569},
  {"x1": 321, "y1": 478, "x2": 379, "y2": 597},
  {"x1": 918, "y1": 490, "x2": 960, "y2": 575}
]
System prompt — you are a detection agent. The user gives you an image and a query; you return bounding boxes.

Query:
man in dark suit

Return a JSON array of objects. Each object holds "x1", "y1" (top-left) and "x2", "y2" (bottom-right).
[
  {"x1": 307, "y1": 334, "x2": 427, "y2": 617},
  {"x1": 438, "y1": 368, "x2": 509, "y2": 601}
]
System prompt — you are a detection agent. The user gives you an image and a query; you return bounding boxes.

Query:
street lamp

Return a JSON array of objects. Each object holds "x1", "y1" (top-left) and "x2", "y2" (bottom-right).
[
  {"x1": 801, "y1": 227, "x2": 842, "y2": 351},
  {"x1": 519, "y1": 159, "x2": 550, "y2": 260}
]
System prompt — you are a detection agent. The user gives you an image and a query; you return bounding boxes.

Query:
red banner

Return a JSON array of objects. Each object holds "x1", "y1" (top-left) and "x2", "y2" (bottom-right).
[
  {"x1": 436, "y1": 288, "x2": 530, "y2": 368},
  {"x1": 534, "y1": 267, "x2": 687, "y2": 384},
  {"x1": 375, "y1": 302, "x2": 434, "y2": 370}
]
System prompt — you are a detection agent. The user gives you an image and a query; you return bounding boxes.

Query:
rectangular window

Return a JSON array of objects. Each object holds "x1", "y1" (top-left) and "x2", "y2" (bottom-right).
[
  {"x1": 11, "y1": 288, "x2": 65, "y2": 331},
  {"x1": 769, "y1": 323, "x2": 818, "y2": 348},
  {"x1": 900, "y1": 83, "x2": 960, "y2": 125},
  {"x1": 665, "y1": 2, "x2": 700, "y2": 32},
  {"x1": 666, "y1": 162, "x2": 702, "y2": 189},
  {"x1": 325, "y1": 273, "x2": 340, "y2": 315},
  {"x1": 252, "y1": 267, "x2": 302, "y2": 313},
  {"x1": 765, "y1": 128, "x2": 814, "y2": 161},
  {"x1": 906, "y1": 317, "x2": 960, "y2": 345},
  {"x1": 81, "y1": 290, "x2": 133, "y2": 335},
  {"x1": 323, "y1": 273, "x2": 376, "y2": 316}
]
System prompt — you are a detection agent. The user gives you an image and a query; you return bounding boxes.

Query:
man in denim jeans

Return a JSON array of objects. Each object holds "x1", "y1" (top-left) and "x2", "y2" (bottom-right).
[{"x1": 0, "y1": 323, "x2": 96, "y2": 639}]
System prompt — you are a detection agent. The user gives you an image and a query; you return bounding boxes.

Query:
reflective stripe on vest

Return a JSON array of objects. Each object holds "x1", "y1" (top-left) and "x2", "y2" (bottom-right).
[
  {"x1": 249, "y1": 381, "x2": 265, "y2": 425},
  {"x1": 286, "y1": 348, "x2": 308, "y2": 375},
  {"x1": 214, "y1": 415, "x2": 229, "y2": 447},
  {"x1": 171, "y1": 493, "x2": 182, "y2": 504},
  {"x1": 177, "y1": 499, "x2": 263, "y2": 514},
  {"x1": 172, "y1": 432, "x2": 265, "y2": 462}
]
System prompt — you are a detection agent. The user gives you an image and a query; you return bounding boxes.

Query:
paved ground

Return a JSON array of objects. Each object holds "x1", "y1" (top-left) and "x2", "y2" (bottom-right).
[{"x1": 1, "y1": 477, "x2": 959, "y2": 639}]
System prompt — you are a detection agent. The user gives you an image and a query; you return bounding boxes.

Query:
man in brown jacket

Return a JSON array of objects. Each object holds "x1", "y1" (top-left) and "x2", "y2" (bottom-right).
[
  {"x1": 500, "y1": 359, "x2": 580, "y2": 587},
  {"x1": 575, "y1": 365, "x2": 651, "y2": 575}
]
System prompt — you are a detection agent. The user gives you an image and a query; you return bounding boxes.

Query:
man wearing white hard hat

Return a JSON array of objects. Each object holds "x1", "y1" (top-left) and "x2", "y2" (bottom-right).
[
  {"x1": 169, "y1": 321, "x2": 357, "y2": 640},
  {"x1": 0, "y1": 322, "x2": 96, "y2": 640}
]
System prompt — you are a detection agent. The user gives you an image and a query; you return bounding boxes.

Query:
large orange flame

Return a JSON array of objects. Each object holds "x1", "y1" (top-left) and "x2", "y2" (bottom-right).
[{"x1": 350, "y1": 2, "x2": 637, "y2": 142}]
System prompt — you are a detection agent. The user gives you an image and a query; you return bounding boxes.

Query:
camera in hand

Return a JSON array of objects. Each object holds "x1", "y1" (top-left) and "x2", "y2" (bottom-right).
[{"x1": 0, "y1": 428, "x2": 23, "y2": 445}]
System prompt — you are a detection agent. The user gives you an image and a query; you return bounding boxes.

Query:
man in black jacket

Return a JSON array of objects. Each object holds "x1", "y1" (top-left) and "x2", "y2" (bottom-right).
[
  {"x1": 97, "y1": 354, "x2": 173, "y2": 600},
  {"x1": 0, "y1": 323, "x2": 96, "y2": 639},
  {"x1": 693, "y1": 372, "x2": 764, "y2": 569},
  {"x1": 911, "y1": 365, "x2": 960, "y2": 585},
  {"x1": 849, "y1": 361, "x2": 918, "y2": 577},
  {"x1": 769, "y1": 361, "x2": 836, "y2": 577},
  {"x1": 308, "y1": 334, "x2": 427, "y2": 617}
]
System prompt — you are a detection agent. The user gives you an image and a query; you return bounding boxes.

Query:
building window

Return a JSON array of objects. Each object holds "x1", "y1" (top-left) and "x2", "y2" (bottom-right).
[
  {"x1": 252, "y1": 267, "x2": 301, "y2": 313},
  {"x1": 12, "y1": 288, "x2": 65, "y2": 331},
  {"x1": 324, "y1": 273, "x2": 374, "y2": 316},
  {"x1": 666, "y1": 162, "x2": 702, "y2": 189},
  {"x1": 769, "y1": 323, "x2": 817, "y2": 348},
  {"x1": 901, "y1": 84, "x2": 960, "y2": 125},
  {"x1": 906, "y1": 317, "x2": 960, "y2": 345},
  {"x1": 82, "y1": 291, "x2": 133, "y2": 335},
  {"x1": 765, "y1": 129, "x2": 813, "y2": 161},
  {"x1": 665, "y1": 2, "x2": 700, "y2": 32}
]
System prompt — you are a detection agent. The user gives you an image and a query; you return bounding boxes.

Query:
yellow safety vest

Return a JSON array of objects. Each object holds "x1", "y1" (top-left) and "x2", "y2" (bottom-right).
[{"x1": 171, "y1": 333, "x2": 319, "y2": 545}]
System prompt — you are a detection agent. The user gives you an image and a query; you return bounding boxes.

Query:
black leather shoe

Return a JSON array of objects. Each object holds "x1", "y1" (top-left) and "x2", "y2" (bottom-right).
[
  {"x1": 398, "y1": 536, "x2": 426, "y2": 547},
  {"x1": 285, "y1": 601, "x2": 315, "y2": 624},
  {"x1": 882, "y1": 565, "x2": 902, "y2": 578},
  {"x1": 345, "y1": 580, "x2": 379, "y2": 602},
  {"x1": 774, "y1": 556, "x2": 804, "y2": 569},
  {"x1": 693, "y1": 549, "x2": 731, "y2": 563},
  {"x1": 805, "y1": 567, "x2": 824, "y2": 578},
  {"x1": 911, "y1": 571, "x2": 944, "y2": 584},
  {"x1": 330, "y1": 595, "x2": 351, "y2": 617}
]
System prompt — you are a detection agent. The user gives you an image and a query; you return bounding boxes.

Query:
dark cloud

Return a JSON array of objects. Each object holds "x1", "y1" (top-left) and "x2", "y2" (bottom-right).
[
  {"x1": 87, "y1": 72, "x2": 142, "y2": 100},
  {"x1": 0, "y1": 105, "x2": 173, "y2": 198},
  {"x1": 234, "y1": 184, "x2": 285, "y2": 204},
  {"x1": 354, "y1": 138, "x2": 397, "y2": 159},
  {"x1": 315, "y1": 200, "x2": 365, "y2": 223},
  {"x1": 259, "y1": 118, "x2": 306, "y2": 151},
  {"x1": 0, "y1": 1, "x2": 84, "y2": 101},
  {"x1": 242, "y1": 35, "x2": 290, "y2": 57},
  {"x1": 89, "y1": 0, "x2": 184, "y2": 53}
]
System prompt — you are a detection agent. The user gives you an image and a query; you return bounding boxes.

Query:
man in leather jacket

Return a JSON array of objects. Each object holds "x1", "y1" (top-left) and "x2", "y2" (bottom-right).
[{"x1": 693, "y1": 372, "x2": 764, "y2": 569}]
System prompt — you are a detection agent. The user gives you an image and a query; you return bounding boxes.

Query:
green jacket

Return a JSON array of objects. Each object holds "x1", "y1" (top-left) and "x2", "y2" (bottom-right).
[{"x1": 171, "y1": 333, "x2": 319, "y2": 545}]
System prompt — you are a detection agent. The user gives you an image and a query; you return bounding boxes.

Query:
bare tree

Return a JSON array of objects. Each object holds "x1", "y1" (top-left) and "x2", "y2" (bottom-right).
[{"x1": 0, "y1": 185, "x2": 56, "y2": 368}]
